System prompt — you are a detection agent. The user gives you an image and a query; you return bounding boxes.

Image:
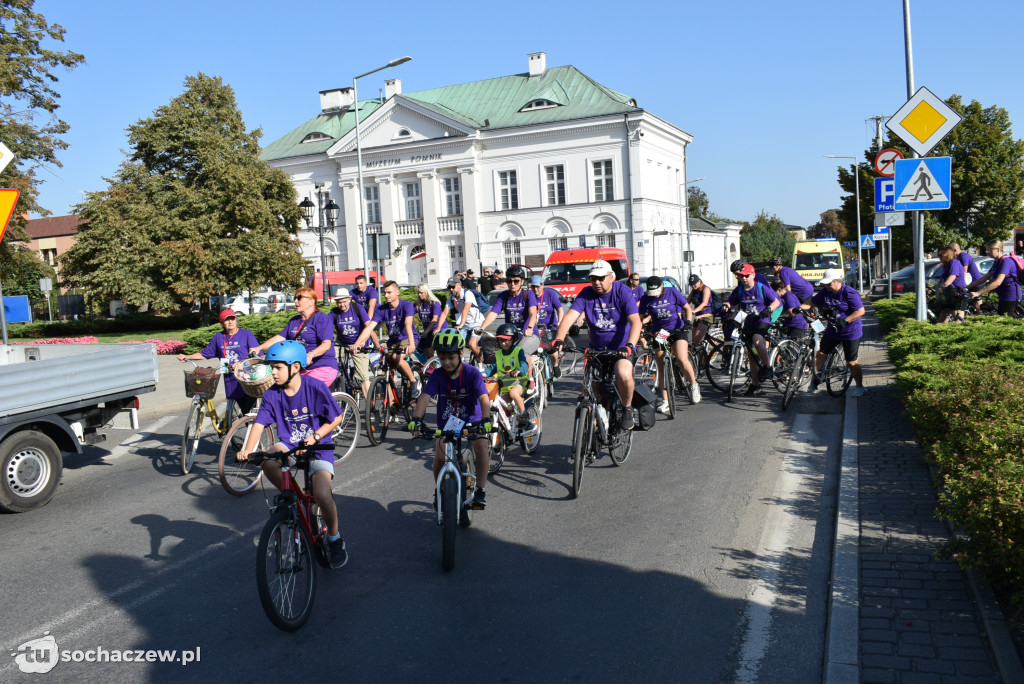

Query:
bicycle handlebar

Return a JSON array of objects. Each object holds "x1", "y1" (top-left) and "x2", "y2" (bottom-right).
[{"x1": 246, "y1": 442, "x2": 335, "y2": 466}]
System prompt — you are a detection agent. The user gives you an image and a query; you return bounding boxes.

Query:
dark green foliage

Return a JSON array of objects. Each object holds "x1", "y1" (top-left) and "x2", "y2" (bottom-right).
[
  {"x1": 8, "y1": 312, "x2": 201, "y2": 338},
  {"x1": 687, "y1": 185, "x2": 709, "y2": 218},
  {"x1": 739, "y1": 210, "x2": 796, "y2": 264}
]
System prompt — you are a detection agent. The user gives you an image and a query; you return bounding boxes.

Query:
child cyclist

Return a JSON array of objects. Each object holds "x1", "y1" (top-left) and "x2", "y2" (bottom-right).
[
  {"x1": 408, "y1": 329, "x2": 494, "y2": 510},
  {"x1": 485, "y1": 323, "x2": 531, "y2": 430},
  {"x1": 238, "y1": 340, "x2": 349, "y2": 568}
]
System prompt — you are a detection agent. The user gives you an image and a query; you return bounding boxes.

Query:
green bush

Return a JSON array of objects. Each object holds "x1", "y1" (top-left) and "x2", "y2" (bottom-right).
[
  {"x1": 181, "y1": 311, "x2": 300, "y2": 353},
  {"x1": 872, "y1": 293, "x2": 918, "y2": 335},
  {"x1": 7, "y1": 312, "x2": 201, "y2": 339}
]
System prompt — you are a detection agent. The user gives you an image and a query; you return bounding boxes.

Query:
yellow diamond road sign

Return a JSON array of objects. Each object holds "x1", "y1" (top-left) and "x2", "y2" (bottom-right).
[{"x1": 886, "y1": 86, "x2": 962, "y2": 157}]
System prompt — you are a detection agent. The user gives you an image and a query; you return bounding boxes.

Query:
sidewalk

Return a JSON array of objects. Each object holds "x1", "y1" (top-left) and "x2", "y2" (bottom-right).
[
  {"x1": 826, "y1": 306, "x2": 1024, "y2": 683},
  {"x1": 138, "y1": 353, "x2": 209, "y2": 420}
]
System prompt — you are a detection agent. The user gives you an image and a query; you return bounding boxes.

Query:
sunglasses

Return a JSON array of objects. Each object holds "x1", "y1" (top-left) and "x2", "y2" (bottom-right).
[
  {"x1": 509, "y1": 278, "x2": 523, "y2": 284},
  {"x1": 296, "y1": 294, "x2": 313, "y2": 300}
]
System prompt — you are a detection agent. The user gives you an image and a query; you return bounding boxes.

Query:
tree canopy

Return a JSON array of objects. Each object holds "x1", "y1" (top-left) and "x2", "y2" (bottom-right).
[
  {"x1": 739, "y1": 210, "x2": 795, "y2": 264},
  {"x1": 806, "y1": 209, "x2": 846, "y2": 241},
  {"x1": 60, "y1": 73, "x2": 307, "y2": 314},
  {"x1": 687, "y1": 185, "x2": 709, "y2": 218}
]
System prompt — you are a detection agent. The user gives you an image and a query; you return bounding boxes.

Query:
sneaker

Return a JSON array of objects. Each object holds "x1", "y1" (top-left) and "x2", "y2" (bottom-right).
[
  {"x1": 849, "y1": 386, "x2": 867, "y2": 398},
  {"x1": 744, "y1": 384, "x2": 764, "y2": 397},
  {"x1": 689, "y1": 384, "x2": 702, "y2": 405},
  {"x1": 328, "y1": 537, "x2": 348, "y2": 569},
  {"x1": 552, "y1": 365, "x2": 562, "y2": 379},
  {"x1": 470, "y1": 487, "x2": 487, "y2": 510},
  {"x1": 517, "y1": 413, "x2": 531, "y2": 429},
  {"x1": 620, "y1": 407, "x2": 638, "y2": 431},
  {"x1": 656, "y1": 399, "x2": 671, "y2": 415},
  {"x1": 807, "y1": 380, "x2": 819, "y2": 394}
]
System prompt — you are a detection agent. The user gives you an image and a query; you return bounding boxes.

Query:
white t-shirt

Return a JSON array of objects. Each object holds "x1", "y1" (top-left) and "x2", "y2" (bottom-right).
[{"x1": 449, "y1": 288, "x2": 485, "y2": 329}]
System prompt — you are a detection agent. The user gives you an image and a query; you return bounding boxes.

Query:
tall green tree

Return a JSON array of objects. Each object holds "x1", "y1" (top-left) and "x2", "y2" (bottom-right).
[
  {"x1": 806, "y1": 209, "x2": 846, "y2": 240},
  {"x1": 687, "y1": 185, "x2": 709, "y2": 218},
  {"x1": 61, "y1": 73, "x2": 306, "y2": 317},
  {"x1": 0, "y1": 1, "x2": 84, "y2": 268},
  {"x1": 740, "y1": 210, "x2": 795, "y2": 264}
]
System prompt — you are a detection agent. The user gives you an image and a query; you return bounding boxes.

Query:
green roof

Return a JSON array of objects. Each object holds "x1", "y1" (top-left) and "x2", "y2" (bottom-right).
[{"x1": 261, "y1": 65, "x2": 639, "y2": 162}]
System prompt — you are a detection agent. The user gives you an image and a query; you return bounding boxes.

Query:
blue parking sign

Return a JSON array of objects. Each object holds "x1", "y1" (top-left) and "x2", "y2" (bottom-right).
[{"x1": 875, "y1": 177, "x2": 895, "y2": 212}]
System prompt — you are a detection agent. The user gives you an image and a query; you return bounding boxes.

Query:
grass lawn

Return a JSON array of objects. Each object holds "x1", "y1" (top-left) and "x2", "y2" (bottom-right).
[{"x1": 7, "y1": 329, "x2": 188, "y2": 343}]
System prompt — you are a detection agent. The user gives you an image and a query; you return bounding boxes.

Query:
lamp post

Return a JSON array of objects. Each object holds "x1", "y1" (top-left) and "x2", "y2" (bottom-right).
[
  {"x1": 299, "y1": 188, "x2": 340, "y2": 299},
  {"x1": 825, "y1": 155, "x2": 864, "y2": 292},
  {"x1": 353, "y1": 56, "x2": 412, "y2": 284},
  {"x1": 678, "y1": 176, "x2": 706, "y2": 284}
]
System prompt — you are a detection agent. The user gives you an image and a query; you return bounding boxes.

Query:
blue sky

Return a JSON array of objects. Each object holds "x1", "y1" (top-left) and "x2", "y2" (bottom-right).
[{"x1": 28, "y1": 0, "x2": 1024, "y2": 228}]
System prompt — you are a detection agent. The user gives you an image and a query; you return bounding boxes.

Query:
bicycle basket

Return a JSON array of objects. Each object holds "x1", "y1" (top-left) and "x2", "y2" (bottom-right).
[
  {"x1": 234, "y1": 360, "x2": 275, "y2": 398},
  {"x1": 184, "y1": 367, "x2": 220, "y2": 399}
]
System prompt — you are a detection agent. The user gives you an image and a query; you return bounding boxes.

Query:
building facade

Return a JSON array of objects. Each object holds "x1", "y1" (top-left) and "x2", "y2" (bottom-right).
[
  {"x1": 17, "y1": 214, "x2": 83, "y2": 279},
  {"x1": 263, "y1": 53, "x2": 732, "y2": 289}
]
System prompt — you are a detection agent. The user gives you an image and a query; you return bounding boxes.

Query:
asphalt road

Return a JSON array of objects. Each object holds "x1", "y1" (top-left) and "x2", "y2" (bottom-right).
[{"x1": 1, "y1": 367, "x2": 842, "y2": 683}]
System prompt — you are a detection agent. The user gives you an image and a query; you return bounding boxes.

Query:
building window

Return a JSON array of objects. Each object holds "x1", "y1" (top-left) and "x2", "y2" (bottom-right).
[
  {"x1": 498, "y1": 170, "x2": 518, "y2": 210},
  {"x1": 597, "y1": 233, "x2": 617, "y2": 248},
  {"x1": 301, "y1": 132, "x2": 331, "y2": 143},
  {"x1": 503, "y1": 240, "x2": 521, "y2": 269},
  {"x1": 545, "y1": 165, "x2": 566, "y2": 206},
  {"x1": 448, "y1": 244, "x2": 465, "y2": 272},
  {"x1": 40, "y1": 248, "x2": 58, "y2": 266},
  {"x1": 325, "y1": 255, "x2": 337, "y2": 270},
  {"x1": 519, "y1": 99, "x2": 559, "y2": 112},
  {"x1": 593, "y1": 160, "x2": 614, "y2": 202},
  {"x1": 364, "y1": 186, "x2": 380, "y2": 223},
  {"x1": 443, "y1": 177, "x2": 461, "y2": 216},
  {"x1": 404, "y1": 182, "x2": 422, "y2": 220},
  {"x1": 548, "y1": 237, "x2": 568, "y2": 252}
]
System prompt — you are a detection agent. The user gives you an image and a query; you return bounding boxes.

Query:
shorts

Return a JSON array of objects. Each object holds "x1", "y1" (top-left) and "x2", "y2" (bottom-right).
[
  {"x1": 785, "y1": 327, "x2": 809, "y2": 342},
  {"x1": 741, "y1": 321, "x2": 770, "y2": 346},
  {"x1": 302, "y1": 366, "x2": 338, "y2": 387},
  {"x1": 349, "y1": 351, "x2": 370, "y2": 384},
  {"x1": 520, "y1": 334, "x2": 541, "y2": 356},
  {"x1": 819, "y1": 336, "x2": 860, "y2": 363},
  {"x1": 276, "y1": 444, "x2": 336, "y2": 477},
  {"x1": 457, "y1": 327, "x2": 482, "y2": 342},
  {"x1": 798, "y1": 295, "x2": 813, "y2": 305},
  {"x1": 668, "y1": 328, "x2": 692, "y2": 345}
]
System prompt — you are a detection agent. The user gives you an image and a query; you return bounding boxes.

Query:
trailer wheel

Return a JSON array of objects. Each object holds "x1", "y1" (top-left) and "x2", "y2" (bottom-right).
[{"x1": 0, "y1": 431, "x2": 63, "y2": 513}]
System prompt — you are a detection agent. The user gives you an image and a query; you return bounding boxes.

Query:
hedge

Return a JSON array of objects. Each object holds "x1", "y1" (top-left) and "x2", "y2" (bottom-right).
[{"x1": 7, "y1": 312, "x2": 201, "y2": 339}]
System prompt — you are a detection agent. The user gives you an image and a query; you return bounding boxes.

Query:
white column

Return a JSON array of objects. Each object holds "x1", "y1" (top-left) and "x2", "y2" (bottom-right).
[
  {"x1": 458, "y1": 166, "x2": 481, "y2": 271},
  {"x1": 418, "y1": 170, "x2": 440, "y2": 288}
]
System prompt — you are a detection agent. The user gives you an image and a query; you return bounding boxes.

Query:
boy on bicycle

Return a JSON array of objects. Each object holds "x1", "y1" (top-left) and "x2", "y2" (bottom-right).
[
  {"x1": 239, "y1": 340, "x2": 349, "y2": 568},
  {"x1": 484, "y1": 323, "x2": 531, "y2": 429},
  {"x1": 408, "y1": 329, "x2": 494, "y2": 509}
]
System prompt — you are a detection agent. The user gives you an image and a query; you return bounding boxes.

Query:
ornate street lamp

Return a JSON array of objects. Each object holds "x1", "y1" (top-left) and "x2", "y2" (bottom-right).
[{"x1": 298, "y1": 190, "x2": 338, "y2": 299}]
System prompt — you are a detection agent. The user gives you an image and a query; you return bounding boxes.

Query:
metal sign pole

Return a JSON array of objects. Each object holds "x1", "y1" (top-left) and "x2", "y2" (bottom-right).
[{"x1": 0, "y1": 280, "x2": 8, "y2": 344}]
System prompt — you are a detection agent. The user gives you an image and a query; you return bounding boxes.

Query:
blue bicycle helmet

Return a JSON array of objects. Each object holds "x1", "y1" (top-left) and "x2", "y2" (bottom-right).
[{"x1": 263, "y1": 340, "x2": 307, "y2": 369}]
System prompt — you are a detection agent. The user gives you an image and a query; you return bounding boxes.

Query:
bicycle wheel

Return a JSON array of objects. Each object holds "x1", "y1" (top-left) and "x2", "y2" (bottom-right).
[
  {"x1": 781, "y1": 348, "x2": 808, "y2": 411},
  {"x1": 570, "y1": 404, "x2": 591, "y2": 499},
  {"x1": 487, "y1": 426, "x2": 506, "y2": 475},
  {"x1": 330, "y1": 392, "x2": 360, "y2": 463},
  {"x1": 218, "y1": 415, "x2": 271, "y2": 496},
  {"x1": 634, "y1": 348, "x2": 656, "y2": 385},
  {"x1": 441, "y1": 473, "x2": 457, "y2": 571},
  {"x1": 607, "y1": 408, "x2": 633, "y2": 465},
  {"x1": 397, "y1": 375, "x2": 414, "y2": 423},
  {"x1": 365, "y1": 376, "x2": 390, "y2": 446},
  {"x1": 255, "y1": 510, "x2": 317, "y2": 632},
  {"x1": 180, "y1": 399, "x2": 206, "y2": 476},
  {"x1": 518, "y1": 400, "x2": 542, "y2": 453},
  {"x1": 727, "y1": 343, "x2": 744, "y2": 402},
  {"x1": 824, "y1": 347, "x2": 853, "y2": 397},
  {"x1": 531, "y1": 360, "x2": 547, "y2": 409},
  {"x1": 460, "y1": 450, "x2": 475, "y2": 530},
  {"x1": 663, "y1": 354, "x2": 677, "y2": 419},
  {"x1": 704, "y1": 337, "x2": 733, "y2": 392},
  {"x1": 310, "y1": 504, "x2": 331, "y2": 569},
  {"x1": 769, "y1": 339, "x2": 801, "y2": 392}
]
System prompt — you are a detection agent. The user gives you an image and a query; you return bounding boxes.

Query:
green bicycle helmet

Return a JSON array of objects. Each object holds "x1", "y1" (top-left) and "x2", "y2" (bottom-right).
[{"x1": 433, "y1": 329, "x2": 465, "y2": 353}]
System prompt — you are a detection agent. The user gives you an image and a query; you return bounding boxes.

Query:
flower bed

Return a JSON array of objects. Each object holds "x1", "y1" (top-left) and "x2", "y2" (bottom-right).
[{"x1": 10, "y1": 337, "x2": 186, "y2": 354}]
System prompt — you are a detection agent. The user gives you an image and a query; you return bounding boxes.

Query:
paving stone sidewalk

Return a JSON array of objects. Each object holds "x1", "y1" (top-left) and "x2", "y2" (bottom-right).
[{"x1": 855, "y1": 307, "x2": 1010, "y2": 683}]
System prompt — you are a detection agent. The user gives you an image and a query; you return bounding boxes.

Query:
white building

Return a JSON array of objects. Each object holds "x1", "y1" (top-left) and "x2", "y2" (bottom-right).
[{"x1": 262, "y1": 52, "x2": 739, "y2": 290}]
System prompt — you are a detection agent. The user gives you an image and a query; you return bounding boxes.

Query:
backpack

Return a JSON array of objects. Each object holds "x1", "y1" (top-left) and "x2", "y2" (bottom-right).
[
  {"x1": 755, "y1": 283, "x2": 783, "y2": 323},
  {"x1": 468, "y1": 288, "x2": 492, "y2": 315},
  {"x1": 1005, "y1": 253, "x2": 1024, "y2": 285},
  {"x1": 709, "y1": 288, "x2": 723, "y2": 315}
]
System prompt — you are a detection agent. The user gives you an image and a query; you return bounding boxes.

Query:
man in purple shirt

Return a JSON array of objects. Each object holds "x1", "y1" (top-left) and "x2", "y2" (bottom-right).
[
  {"x1": 532, "y1": 274, "x2": 564, "y2": 377},
  {"x1": 769, "y1": 256, "x2": 815, "y2": 303},
  {"x1": 477, "y1": 265, "x2": 540, "y2": 355},
  {"x1": 970, "y1": 239, "x2": 1022, "y2": 315},
  {"x1": 801, "y1": 268, "x2": 867, "y2": 397},
  {"x1": 552, "y1": 260, "x2": 642, "y2": 430},
  {"x1": 332, "y1": 289, "x2": 373, "y2": 399},
  {"x1": 950, "y1": 242, "x2": 983, "y2": 284},
  {"x1": 721, "y1": 263, "x2": 781, "y2": 395},
  {"x1": 351, "y1": 274, "x2": 379, "y2": 320},
  {"x1": 353, "y1": 280, "x2": 420, "y2": 394}
]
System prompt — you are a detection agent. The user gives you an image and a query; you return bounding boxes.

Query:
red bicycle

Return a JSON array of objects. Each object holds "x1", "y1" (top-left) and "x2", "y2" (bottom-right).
[{"x1": 247, "y1": 442, "x2": 345, "y2": 631}]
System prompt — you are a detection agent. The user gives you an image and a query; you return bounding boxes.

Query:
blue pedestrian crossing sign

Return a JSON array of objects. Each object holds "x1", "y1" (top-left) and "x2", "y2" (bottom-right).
[
  {"x1": 860, "y1": 234, "x2": 876, "y2": 249},
  {"x1": 893, "y1": 157, "x2": 951, "y2": 211}
]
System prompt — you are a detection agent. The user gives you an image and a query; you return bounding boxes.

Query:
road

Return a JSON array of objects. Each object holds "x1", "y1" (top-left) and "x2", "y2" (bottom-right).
[{"x1": 1, "y1": 368, "x2": 842, "y2": 683}]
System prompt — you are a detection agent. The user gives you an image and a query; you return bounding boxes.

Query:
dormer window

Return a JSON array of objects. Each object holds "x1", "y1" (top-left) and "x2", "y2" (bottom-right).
[
  {"x1": 519, "y1": 99, "x2": 560, "y2": 112},
  {"x1": 301, "y1": 132, "x2": 331, "y2": 143}
]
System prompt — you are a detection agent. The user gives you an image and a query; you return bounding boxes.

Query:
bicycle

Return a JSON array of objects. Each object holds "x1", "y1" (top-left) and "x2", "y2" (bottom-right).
[
  {"x1": 569, "y1": 349, "x2": 634, "y2": 499},
  {"x1": 412, "y1": 425, "x2": 485, "y2": 571},
  {"x1": 335, "y1": 346, "x2": 383, "y2": 406},
  {"x1": 365, "y1": 343, "x2": 416, "y2": 446},
  {"x1": 247, "y1": 442, "x2": 345, "y2": 631},
  {"x1": 481, "y1": 374, "x2": 543, "y2": 475},
  {"x1": 180, "y1": 362, "x2": 243, "y2": 476},
  {"x1": 780, "y1": 309, "x2": 852, "y2": 410}
]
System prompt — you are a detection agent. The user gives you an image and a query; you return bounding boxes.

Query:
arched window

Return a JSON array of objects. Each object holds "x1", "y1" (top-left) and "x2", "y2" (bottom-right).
[
  {"x1": 519, "y1": 99, "x2": 560, "y2": 112},
  {"x1": 394, "y1": 128, "x2": 412, "y2": 139},
  {"x1": 301, "y1": 132, "x2": 331, "y2": 144}
]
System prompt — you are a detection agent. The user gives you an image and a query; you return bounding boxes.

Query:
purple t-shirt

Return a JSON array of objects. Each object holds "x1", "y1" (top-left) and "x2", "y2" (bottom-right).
[
  {"x1": 200, "y1": 328, "x2": 259, "y2": 400},
  {"x1": 939, "y1": 259, "x2": 966, "y2": 288},
  {"x1": 777, "y1": 266, "x2": 814, "y2": 299},
  {"x1": 780, "y1": 291, "x2": 807, "y2": 330},
  {"x1": 811, "y1": 285, "x2": 864, "y2": 341},
  {"x1": 629, "y1": 285, "x2": 645, "y2": 303},
  {"x1": 688, "y1": 287, "x2": 713, "y2": 316},
  {"x1": 990, "y1": 255, "x2": 1022, "y2": 302},
  {"x1": 569, "y1": 280, "x2": 638, "y2": 350},
  {"x1": 332, "y1": 302, "x2": 371, "y2": 349},
  {"x1": 423, "y1": 362, "x2": 489, "y2": 427},
  {"x1": 416, "y1": 300, "x2": 447, "y2": 333},
  {"x1": 371, "y1": 299, "x2": 419, "y2": 343},
  {"x1": 492, "y1": 289, "x2": 538, "y2": 331},
  {"x1": 535, "y1": 288, "x2": 563, "y2": 328},
  {"x1": 351, "y1": 285, "x2": 379, "y2": 314},
  {"x1": 255, "y1": 377, "x2": 340, "y2": 455},
  {"x1": 639, "y1": 288, "x2": 688, "y2": 333},
  {"x1": 727, "y1": 282, "x2": 781, "y2": 326},
  {"x1": 280, "y1": 312, "x2": 338, "y2": 372},
  {"x1": 956, "y1": 252, "x2": 983, "y2": 281}
]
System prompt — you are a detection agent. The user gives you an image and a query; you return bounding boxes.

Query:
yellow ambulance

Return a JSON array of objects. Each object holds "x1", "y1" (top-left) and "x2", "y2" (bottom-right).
[{"x1": 792, "y1": 239, "x2": 845, "y2": 284}]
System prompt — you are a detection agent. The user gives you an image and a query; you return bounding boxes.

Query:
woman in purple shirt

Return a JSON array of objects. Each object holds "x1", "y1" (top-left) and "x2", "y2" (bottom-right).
[
  {"x1": 801, "y1": 268, "x2": 867, "y2": 397},
  {"x1": 626, "y1": 273, "x2": 644, "y2": 302},
  {"x1": 771, "y1": 279, "x2": 808, "y2": 341},
  {"x1": 639, "y1": 276, "x2": 700, "y2": 408},
  {"x1": 178, "y1": 309, "x2": 260, "y2": 414},
  {"x1": 253, "y1": 286, "x2": 339, "y2": 387},
  {"x1": 769, "y1": 257, "x2": 814, "y2": 303},
  {"x1": 721, "y1": 264, "x2": 780, "y2": 395},
  {"x1": 415, "y1": 284, "x2": 446, "y2": 357},
  {"x1": 970, "y1": 240, "x2": 1022, "y2": 315}
]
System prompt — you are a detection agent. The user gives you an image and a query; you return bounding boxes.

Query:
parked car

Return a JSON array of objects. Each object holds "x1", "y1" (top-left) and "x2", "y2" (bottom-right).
[
  {"x1": 618, "y1": 275, "x2": 683, "y2": 291},
  {"x1": 868, "y1": 259, "x2": 941, "y2": 300},
  {"x1": 225, "y1": 294, "x2": 272, "y2": 314}
]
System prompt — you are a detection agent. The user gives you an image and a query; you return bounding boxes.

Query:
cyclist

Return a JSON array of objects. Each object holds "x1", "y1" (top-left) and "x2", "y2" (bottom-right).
[
  {"x1": 409, "y1": 329, "x2": 494, "y2": 510},
  {"x1": 769, "y1": 256, "x2": 814, "y2": 304},
  {"x1": 253, "y1": 287, "x2": 338, "y2": 388},
  {"x1": 331, "y1": 289, "x2": 373, "y2": 399},
  {"x1": 351, "y1": 274, "x2": 379, "y2": 320},
  {"x1": 970, "y1": 239, "x2": 1021, "y2": 315},
  {"x1": 552, "y1": 260, "x2": 642, "y2": 430},
  {"x1": 626, "y1": 273, "x2": 644, "y2": 302},
  {"x1": 238, "y1": 340, "x2": 348, "y2": 568},
  {"x1": 484, "y1": 323, "x2": 531, "y2": 428},
  {"x1": 531, "y1": 274, "x2": 564, "y2": 377},
  {"x1": 414, "y1": 284, "x2": 447, "y2": 359},
  {"x1": 800, "y1": 268, "x2": 867, "y2": 397},
  {"x1": 353, "y1": 280, "x2": 420, "y2": 395},
  {"x1": 936, "y1": 246, "x2": 968, "y2": 322},
  {"x1": 720, "y1": 263, "x2": 780, "y2": 396},
  {"x1": 640, "y1": 276, "x2": 700, "y2": 409},
  {"x1": 178, "y1": 309, "x2": 260, "y2": 415},
  {"x1": 477, "y1": 265, "x2": 540, "y2": 356},
  {"x1": 771, "y1": 278, "x2": 808, "y2": 341},
  {"x1": 687, "y1": 273, "x2": 715, "y2": 347},
  {"x1": 949, "y1": 242, "x2": 983, "y2": 285},
  {"x1": 446, "y1": 276, "x2": 486, "y2": 363}
]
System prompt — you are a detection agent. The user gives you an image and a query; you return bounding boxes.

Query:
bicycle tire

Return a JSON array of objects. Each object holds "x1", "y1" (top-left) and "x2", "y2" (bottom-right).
[
  {"x1": 256, "y1": 510, "x2": 317, "y2": 632},
  {"x1": 310, "y1": 504, "x2": 331, "y2": 569},
  {"x1": 531, "y1": 360, "x2": 547, "y2": 410},
  {"x1": 825, "y1": 346, "x2": 853, "y2": 397},
  {"x1": 399, "y1": 375, "x2": 414, "y2": 423},
  {"x1": 487, "y1": 426, "x2": 506, "y2": 475},
  {"x1": 460, "y1": 450, "x2": 475, "y2": 530},
  {"x1": 769, "y1": 339, "x2": 801, "y2": 392},
  {"x1": 180, "y1": 399, "x2": 205, "y2": 476},
  {"x1": 704, "y1": 339, "x2": 733, "y2": 393},
  {"x1": 570, "y1": 404, "x2": 590, "y2": 499},
  {"x1": 781, "y1": 348, "x2": 808, "y2": 411},
  {"x1": 329, "y1": 391, "x2": 360, "y2": 463},
  {"x1": 688, "y1": 347, "x2": 702, "y2": 381},
  {"x1": 607, "y1": 410, "x2": 633, "y2": 466},
  {"x1": 727, "y1": 341, "x2": 743, "y2": 402},
  {"x1": 218, "y1": 415, "x2": 272, "y2": 496},
  {"x1": 664, "y1": 353, "x2": 677, "y2": 419},
  {"x1": 441, "y1": 473, "x2": 457, "y2": 571},
  {"x1": 518, "y1": 400, "x2": 542, "y2": 453},
  {"x1": 365, "y1": 376, "x2": 390, "y2": 446}
]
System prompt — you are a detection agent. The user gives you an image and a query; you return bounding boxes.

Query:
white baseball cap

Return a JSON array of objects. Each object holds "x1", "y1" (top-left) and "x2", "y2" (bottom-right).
[
  {"x1": 588, "y1": 260, "x2": 614, "y2": 277},
  {"x1": 818, "y1": 268, "x2": 844, "y2": 286},
  {"x1": 334, "y1": 288, "x2": 352, "y2": 300}
]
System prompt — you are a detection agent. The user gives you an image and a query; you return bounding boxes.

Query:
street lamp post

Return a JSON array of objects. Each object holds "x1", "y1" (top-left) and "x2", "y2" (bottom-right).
[
  {"x1": 825, "y1": 155, "x2": 864, "y2": 292},
  {"x1": 353, "y1": 56, "x2": 412, "y2": 285},
  {"x1": 299, "y1": 189, "x2": 340, "y2": 299},
  {"x1": 678, "y1": 176, "x2": 706, "y2": 285}
]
